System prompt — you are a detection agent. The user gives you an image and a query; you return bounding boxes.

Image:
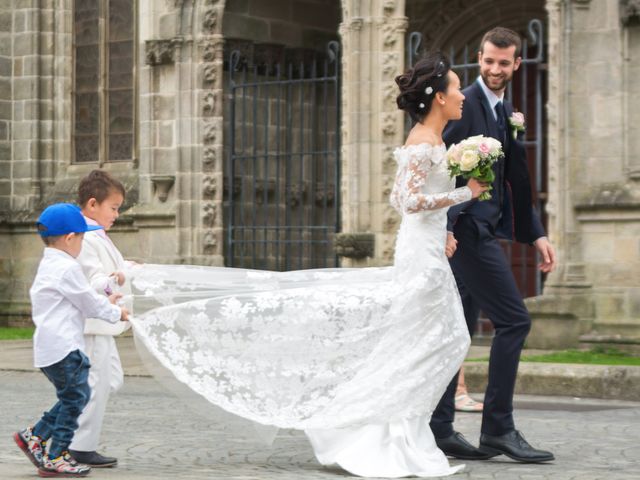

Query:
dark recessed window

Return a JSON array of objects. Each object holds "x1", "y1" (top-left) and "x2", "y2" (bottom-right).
[{"x1": 73, "y1": 0, "x2": 135, "y2": 164}]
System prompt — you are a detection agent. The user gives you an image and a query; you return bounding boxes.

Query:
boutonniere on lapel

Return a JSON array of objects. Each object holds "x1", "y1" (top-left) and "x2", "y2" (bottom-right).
[{"x1": 508, "y1": 111, "x2": 525, "y2": 139}]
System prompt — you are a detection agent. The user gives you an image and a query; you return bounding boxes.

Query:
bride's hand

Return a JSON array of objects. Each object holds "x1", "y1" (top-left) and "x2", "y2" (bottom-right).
[
  {"x1": 445, "y1": 232, "x2": 457, "y2": 258},
  {"x1": 467, "y1": 178, "x2": 490, "y2": 199}
]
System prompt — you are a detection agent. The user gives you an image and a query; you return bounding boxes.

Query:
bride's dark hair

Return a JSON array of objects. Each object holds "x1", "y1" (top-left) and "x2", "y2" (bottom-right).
[{"x1": 395, "y1": 52, "x2": 451, "y2": 123}]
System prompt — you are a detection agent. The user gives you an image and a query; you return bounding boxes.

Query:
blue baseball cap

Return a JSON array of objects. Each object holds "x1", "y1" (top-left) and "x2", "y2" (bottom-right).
[{"x1": 37, "y1": 203, "x2": 103, "y2": 237}]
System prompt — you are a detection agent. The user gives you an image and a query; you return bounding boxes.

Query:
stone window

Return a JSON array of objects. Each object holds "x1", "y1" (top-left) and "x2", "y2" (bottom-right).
[{"x1": 73, "y1": 0, "x2": 135, "y2": 164}]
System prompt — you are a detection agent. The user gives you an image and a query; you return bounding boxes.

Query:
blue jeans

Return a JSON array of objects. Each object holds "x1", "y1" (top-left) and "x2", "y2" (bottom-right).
[{"x1": 32, "y1": 350, "x2": 91, "y2": 458}]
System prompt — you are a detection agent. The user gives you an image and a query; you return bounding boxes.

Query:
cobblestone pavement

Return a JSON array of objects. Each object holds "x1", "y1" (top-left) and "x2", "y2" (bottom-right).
[{"x1": 1, "y1": 370, "x2": 639, "y2": 480}]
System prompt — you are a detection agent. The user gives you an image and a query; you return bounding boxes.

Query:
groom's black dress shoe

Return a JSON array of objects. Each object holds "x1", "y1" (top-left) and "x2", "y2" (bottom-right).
[
  {"x1": 435, "y1": 431, "x2": 496, "y2": 460},
  {"x1": 479, "y1": 430, "x2": 555, "y2": 463},
  {"x1": 69, "y1": 450, "x2": 118, "y2": 468}
]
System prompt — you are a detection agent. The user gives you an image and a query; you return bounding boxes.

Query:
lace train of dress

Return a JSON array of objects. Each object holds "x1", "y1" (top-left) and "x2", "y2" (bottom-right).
[{"x1": 128, "y1": 143, "x2": 473, "y2": 478}]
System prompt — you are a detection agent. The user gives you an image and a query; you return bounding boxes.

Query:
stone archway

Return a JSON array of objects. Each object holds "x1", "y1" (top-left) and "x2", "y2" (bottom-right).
[{"x1": 406, "y1": 0, "x2": 546, "y2": 52}]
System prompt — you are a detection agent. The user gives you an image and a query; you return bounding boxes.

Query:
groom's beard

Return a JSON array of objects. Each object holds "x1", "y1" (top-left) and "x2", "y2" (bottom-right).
[{"x1": 481, "y1": 72, "x2": 512, "y2": 93}]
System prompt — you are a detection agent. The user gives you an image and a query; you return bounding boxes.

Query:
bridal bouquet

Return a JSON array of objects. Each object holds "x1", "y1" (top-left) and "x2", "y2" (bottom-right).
[{"x1": 446, "y1": 135, "x2": 504, "y2": 201}]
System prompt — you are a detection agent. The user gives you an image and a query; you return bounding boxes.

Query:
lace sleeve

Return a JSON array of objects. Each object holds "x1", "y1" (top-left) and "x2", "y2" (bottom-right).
[{"x1": 391, "y1": 148, "x2": 472, "y2": 214}]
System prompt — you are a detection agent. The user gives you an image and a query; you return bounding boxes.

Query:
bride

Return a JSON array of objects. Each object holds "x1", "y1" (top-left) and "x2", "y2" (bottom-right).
[{"x1": 128, "y1": 52, "x2": 488, "y2": 478}]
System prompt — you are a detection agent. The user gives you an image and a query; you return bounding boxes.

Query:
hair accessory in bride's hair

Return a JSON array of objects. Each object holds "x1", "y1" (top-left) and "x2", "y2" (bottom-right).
[
  {"x1": 436, "y1": 61, "x2": 446, "y2": 77},
  {"x1": 419, "y1": 102, "x2": 425, "y2": 109},
  {"x1": 425, "y1": 86, "x2": 433, "y2": 95}
]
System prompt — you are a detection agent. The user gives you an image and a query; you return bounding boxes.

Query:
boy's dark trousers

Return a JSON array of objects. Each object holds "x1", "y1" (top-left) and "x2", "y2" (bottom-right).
[{"x1": 32, "y1": 350, "x2": 91, "y2": 459}]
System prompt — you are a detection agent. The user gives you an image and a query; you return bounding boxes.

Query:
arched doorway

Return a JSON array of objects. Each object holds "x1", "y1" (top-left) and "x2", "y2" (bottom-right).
[
  {"x1": 222, "y1": 0, "x2": 342, "y2": 270},
  {"x1": 406, "y1": 1, "x2": 548, "y2": 335}
]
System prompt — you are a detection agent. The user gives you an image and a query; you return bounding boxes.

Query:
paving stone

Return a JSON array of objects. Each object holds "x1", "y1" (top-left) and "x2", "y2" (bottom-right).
[{"x1": 1, "y1": 370, "x2": 639, "y2": 480}]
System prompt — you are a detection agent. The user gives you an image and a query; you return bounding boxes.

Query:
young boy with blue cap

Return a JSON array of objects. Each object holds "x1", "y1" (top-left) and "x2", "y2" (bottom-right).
[{"x1": 13, "y1": 203, "x2": 129, "y2": 478}]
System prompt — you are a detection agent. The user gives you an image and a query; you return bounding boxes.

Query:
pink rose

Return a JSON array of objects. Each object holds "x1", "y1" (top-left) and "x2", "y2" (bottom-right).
[{"x1": 478, "y1": 143, "x2": 490, "y2": 154}]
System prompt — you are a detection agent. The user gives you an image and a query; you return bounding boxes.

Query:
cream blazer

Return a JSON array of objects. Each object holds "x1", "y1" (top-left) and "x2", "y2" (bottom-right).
[{"x1": 77, "y1": 230, "x2": 132, "y2": 336}]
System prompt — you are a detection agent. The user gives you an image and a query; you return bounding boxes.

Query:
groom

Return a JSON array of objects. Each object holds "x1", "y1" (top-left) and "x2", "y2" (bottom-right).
[{"x1": 430, "y1": 27, "x2": 556, "y2": 463}]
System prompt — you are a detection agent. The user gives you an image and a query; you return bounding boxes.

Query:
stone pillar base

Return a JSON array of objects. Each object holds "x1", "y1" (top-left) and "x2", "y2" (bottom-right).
[{"x1": 525, "y1": 289, "x2": 594, "y2": 350}]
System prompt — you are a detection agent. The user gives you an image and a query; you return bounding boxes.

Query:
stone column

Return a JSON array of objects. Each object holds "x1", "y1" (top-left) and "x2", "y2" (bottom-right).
[
  {"x1": 527, "y1": 0, "x2": 640, "y2": 348},
  {"x1": 135, "y1": 0, "x2": 226, "y2": 265},
  {"x1": 338, "y1": 0, "x2": 407, "y2": 267}
]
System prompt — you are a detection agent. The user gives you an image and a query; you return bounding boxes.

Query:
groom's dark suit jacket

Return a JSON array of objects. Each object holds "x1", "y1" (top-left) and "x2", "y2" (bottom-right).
[{"x1": 444, "y1": 79, "x2": 545, "y2": 244}]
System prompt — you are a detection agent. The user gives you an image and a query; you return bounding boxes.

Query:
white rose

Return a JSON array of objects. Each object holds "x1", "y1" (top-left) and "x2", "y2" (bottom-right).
[{"x1": 460, "y1": 150, "x2": 479, "y2": 171}]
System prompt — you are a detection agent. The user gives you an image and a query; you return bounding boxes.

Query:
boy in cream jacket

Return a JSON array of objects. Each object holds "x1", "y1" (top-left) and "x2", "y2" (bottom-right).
[{"x1": 69, "y1": 170, "x2": 133, "y2": 468}]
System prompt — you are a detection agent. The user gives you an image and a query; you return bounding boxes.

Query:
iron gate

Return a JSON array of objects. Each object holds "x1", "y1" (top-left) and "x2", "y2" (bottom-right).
[
  {"x1": 225, "y1": 42, "x2": 341, "y2": 270},
  {"x1": 407, "y1": 19, "x2": 547, "y2": 299}
]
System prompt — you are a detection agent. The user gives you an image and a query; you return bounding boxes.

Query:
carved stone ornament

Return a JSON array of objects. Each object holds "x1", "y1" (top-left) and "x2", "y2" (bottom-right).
[
  {"x1": 203, "y1": 92, "x2": 216, "y2": 116},
  {"x1": 150, "y1": 175, "x2": 175, "y2": 202},
  {"x1": 382, "y1": 23, "x2": 398, "y2": 48},
  {"x1": 255, "y1": 179, "x2": 276, "y2": 205},
  {"x1": 203, "y1": 9, "x2": 218, "y2": 33},
  {"x1": 383, "y1": 83, "x2": 397, "y2": 106},
  {"x1": 202, "y1": 203, "x2": 216, "y2": 226},
  {"x1": 314, "y1": 184, "x2": 335, "y2": 207},
  {"x1": 383, "y1": 0, "x2": 396, "y2": 15},
  {"x1": 202, "y1": 42, "x2": 216, "y2": 62},
  {"x1": 145, "y1": 39, "x2": 177, "y2": 66},
  {"x1": 203, "y1": 122, "x2": 217, "y2": 144},
  {"x1": 203, "y1": 146, "x2": 216, "y2": 166},
  {"x1": 334, "y1": 233, "x2": 375, "y2": 259},
  {"x1": 382, "y1": 113, "x2": 397, "y2": 137},
  {"x1": 203, "y1": 64, "x2": 217, "y2": 84},
  {"x1": 203, "y1": 230, "x2": 217, "y2": 250},
  {"x1": 203, "y1": 176, "x2": 217, "y2": 198},
  {"x1": 382, "y1": 53, "x2": 398, "y2": 80},
  {"x1": 620, "y1": 0, "x2": 640, "y2": 24},
  {"x1": 287, "y1": 184, "x2": 305, "y2": 207}
]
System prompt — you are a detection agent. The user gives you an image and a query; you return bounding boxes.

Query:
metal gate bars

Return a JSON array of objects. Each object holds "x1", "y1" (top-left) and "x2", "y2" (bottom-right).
[{"x1": 226, "y1": 41, "x2": 341, "y2": 271}]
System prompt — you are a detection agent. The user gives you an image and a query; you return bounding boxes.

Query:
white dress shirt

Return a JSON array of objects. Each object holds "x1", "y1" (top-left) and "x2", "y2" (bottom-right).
[
  {"x1": 476, "y1": 76, "x2": 504, "y2": 120},
  {"x1": 30, "y1": 247, "x2": 121, "y2": 368}
]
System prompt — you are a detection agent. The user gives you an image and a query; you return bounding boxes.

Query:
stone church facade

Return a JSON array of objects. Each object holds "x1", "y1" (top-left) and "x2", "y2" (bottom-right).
[{"x1": 0, "y1": 0, "x2": 639, "y2": 349}]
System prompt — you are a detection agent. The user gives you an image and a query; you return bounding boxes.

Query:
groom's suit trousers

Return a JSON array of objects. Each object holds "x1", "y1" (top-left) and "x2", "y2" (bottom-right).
[{"x1": 430, "y1": 215, "x2": 531, "y2": 438}]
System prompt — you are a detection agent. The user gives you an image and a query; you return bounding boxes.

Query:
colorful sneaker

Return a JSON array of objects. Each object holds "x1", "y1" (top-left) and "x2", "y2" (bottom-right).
[
  {"x1": 13, "y1": 426, "x2": 46, "y2": 467},
  {"x1": 38, "y1": 453, "x2": 91, "y2": 477}
]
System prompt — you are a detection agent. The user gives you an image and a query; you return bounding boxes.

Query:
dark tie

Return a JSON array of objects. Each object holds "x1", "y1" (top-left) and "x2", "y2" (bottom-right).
[
  {"x1": 494, "y1": 102, "x2": 507, "y2": 144},
  {"x1": 494, "y1": 102, "x2": 506, "y2": 207}
]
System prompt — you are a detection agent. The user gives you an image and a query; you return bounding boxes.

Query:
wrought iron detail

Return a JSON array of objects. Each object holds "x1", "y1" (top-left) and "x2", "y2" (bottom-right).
[{"x1": 226, "y1": 41, "x2": 341, "y2": 270}]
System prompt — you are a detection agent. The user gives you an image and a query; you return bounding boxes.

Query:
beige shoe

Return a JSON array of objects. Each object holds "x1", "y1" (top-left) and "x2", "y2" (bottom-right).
[{"x1": 455, "y1": 392, "x2": 483, "y2": 412}]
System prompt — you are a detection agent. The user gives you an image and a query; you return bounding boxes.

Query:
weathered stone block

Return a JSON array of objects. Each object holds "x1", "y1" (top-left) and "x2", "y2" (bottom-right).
[
  {"x1": 0, "y1": 180, "x2": 10, "y2": 196},
  {"x1": 222, "y1": 13, "x2": 269, "y2": 43},
  {"x1": 0, "y1": 11, "x2": 11, "y2": 33},
  {"x1": 0, "y1": 78, "x2": 10, "y2": 101},
  {"x1": 595, "y1": 293, "x2": 626, "y2": 320},
  {"x1": 13, "y1": 78, "x2": 37, "y2": 101},
  {"x1": 152, "y1": 95, "x2": 175, "y2": 120},
  {"x1": 159, "y1": 13, "x2": 177, "y2": 39},
  {"x1": 157, "y1": 122, "x2": 174, "y2": 148},
  {"x1": 0, "y1": 33, "x2": 10, "y2": 56},
  {"x1": 13, "y1": 32, "x2": 35, "y2": 57},
  {"x1": 582, "y1": 231, "x2": 614, "y2": 262}
]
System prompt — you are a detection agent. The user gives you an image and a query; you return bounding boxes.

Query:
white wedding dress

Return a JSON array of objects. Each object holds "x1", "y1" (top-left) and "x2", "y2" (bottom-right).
[{"x1": 128, "y1": 143, "x2": 473, "y2": 477}]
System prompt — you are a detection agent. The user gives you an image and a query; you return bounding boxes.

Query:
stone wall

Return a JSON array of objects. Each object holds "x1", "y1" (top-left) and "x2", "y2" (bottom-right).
[
  {"x1": 0, "y1": 0, "x2": 74, "y2": 326},
  {"x1": 527, "y1": 0, "x2": 640, "y2": 348}
]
